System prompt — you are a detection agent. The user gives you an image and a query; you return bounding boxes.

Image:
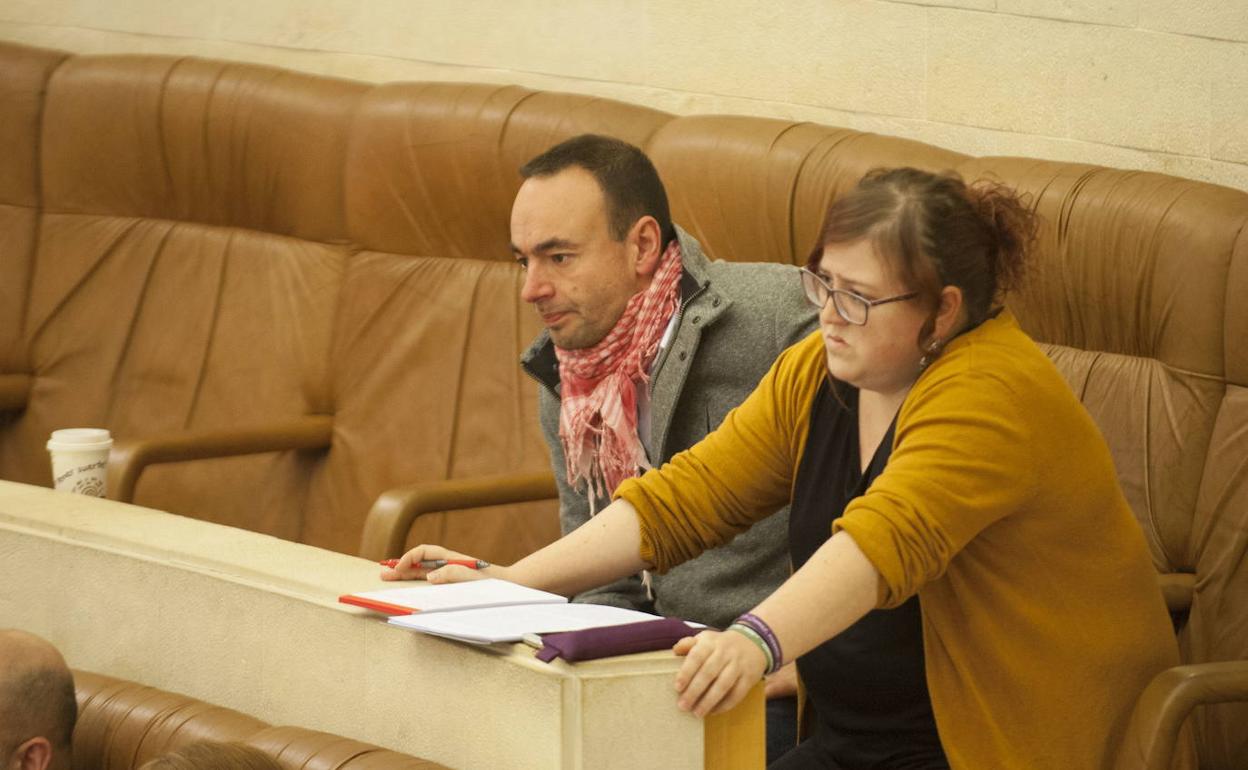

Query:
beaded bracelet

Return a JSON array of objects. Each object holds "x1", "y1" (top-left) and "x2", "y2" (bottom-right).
[
  {"x1": 734, "y1": 612, "x2": 783, "y2": 674},
  {"x1": 727, "y1": 622, "x2": 774, "y2": 673}
]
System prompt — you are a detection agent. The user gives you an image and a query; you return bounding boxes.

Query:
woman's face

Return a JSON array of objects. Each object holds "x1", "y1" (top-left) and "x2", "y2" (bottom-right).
[{"x1": 814, "y1": 239, "x2": 932, "y2": 398}]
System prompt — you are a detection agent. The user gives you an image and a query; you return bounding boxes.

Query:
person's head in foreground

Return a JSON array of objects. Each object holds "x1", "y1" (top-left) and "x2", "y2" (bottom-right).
[
  {"x1": 0, "y1": 630, "x2": 77, "y2": 770},
  {"x1": 510, "y1": 133, "x2": 676, "y2": 351},
  {"x1": 138, "y1": 741, "x2": 283, "y2": 770}
]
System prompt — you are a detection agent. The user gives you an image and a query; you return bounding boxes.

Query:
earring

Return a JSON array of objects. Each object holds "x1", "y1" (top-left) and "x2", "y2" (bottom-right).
[{"x1": 918, "y1": 338, "x2": 942, "y2": 371}]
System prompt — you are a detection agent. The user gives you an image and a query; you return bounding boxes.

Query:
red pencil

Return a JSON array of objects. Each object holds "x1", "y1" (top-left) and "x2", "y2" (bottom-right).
[{"x1": 379, "y1": 558, "x2": 490, "y2": 570}]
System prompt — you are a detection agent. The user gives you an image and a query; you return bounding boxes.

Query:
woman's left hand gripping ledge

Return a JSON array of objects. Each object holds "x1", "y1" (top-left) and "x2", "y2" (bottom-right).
[{"x1": 672, "y1": 629, "x2": 768, "y2": 717}]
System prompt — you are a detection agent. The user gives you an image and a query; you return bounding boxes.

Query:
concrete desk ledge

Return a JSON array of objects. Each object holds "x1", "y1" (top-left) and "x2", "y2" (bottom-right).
[{"x1": 0, "y1": 481, "x2": 762, "y2": 770}]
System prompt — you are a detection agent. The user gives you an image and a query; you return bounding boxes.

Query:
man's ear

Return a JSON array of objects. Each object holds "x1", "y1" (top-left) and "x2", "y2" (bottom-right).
[
  {"x1": 932, "y1": 284, "x2": 965, "y2": 343},
  {"x1": 629, "y1": 215, "x2": 665, "y2": 280},
  {"x1": 13, "y1": 737, "x2": 53, "y2": 770}
]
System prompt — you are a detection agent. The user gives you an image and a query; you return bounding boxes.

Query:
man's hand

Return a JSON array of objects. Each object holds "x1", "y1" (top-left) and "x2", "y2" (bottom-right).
[
  {"x1": 380, "y1": 544, "x2": 510, "y2": 584},
  {"x1": 671, "y1": 629, "x2": 767, "y2": 717},
  {"x1": 764, "y1": 661, "x2": 798, "y2": 699}
]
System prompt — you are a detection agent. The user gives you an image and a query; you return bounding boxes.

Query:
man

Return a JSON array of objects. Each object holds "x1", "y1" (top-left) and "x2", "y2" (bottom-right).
[
  {"x1": 513, "y1": 134, "x2": 816, "y2": 761},
  {"x1": 0, "y1": 630, "x2": 77, "y2": 770}
]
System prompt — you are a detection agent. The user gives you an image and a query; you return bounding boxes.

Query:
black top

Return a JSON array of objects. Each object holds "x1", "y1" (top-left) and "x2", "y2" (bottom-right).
[{"x1": 788, "y1": 379, "x2": 948, "y2": 769}]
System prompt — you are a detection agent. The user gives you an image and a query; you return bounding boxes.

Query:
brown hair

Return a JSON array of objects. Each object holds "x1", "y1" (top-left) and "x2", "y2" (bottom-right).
[
  {"x1": 809, "y1": 167, "x2": 1038, "y2": 351},
  {"x1": 139, "y1": 741, "x2": 283, "y2": 770}
]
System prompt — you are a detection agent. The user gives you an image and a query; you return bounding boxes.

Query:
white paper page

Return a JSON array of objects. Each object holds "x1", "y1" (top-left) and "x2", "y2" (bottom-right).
[
  {"x1": 348, "y1": 578, "x2": 566, "y2": 613},
  {"x1": 388, "y1": 602, "x2": 662, "y2": 643}
]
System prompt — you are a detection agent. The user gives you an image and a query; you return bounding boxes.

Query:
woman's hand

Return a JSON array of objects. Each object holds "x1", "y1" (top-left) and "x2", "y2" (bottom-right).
[
  {"x1": 380, "y1": 544, "x2": 511, "y2": 584},
  {"x1": 671, "y1": 629, "x2": 767, "y2": 717}
]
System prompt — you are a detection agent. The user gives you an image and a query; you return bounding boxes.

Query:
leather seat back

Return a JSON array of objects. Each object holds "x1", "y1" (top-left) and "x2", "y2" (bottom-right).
[
  {"x1": 0, "y1": 51, "x2": 359, "y2": 540},
  {"x1": 73, "y1": 670, "x2": 448, "y2": 770}
]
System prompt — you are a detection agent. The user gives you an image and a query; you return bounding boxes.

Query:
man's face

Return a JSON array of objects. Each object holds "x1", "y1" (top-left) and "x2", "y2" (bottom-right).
[{"x1": 511, "y1": 167, "x2": 641, "y2": 350}]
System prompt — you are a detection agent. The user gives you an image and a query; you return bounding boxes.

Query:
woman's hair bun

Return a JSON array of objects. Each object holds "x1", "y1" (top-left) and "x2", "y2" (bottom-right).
[{"x1": 965, "y1": 179, "x2": 1038, "y2": 296}]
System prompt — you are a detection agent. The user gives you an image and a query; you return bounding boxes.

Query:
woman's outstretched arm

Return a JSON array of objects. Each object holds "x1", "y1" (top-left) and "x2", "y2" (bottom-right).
[
  {"x1": 381, "y1": 497, "x2": 650, "y2": 597},
  {"x1": 672, "y1": 531, "x2": 879, "y2": 717}
]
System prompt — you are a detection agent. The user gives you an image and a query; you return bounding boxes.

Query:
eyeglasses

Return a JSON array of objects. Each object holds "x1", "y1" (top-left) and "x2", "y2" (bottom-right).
[{"x1": 798, "y1": 268, "x2": 918, "y2": 326}]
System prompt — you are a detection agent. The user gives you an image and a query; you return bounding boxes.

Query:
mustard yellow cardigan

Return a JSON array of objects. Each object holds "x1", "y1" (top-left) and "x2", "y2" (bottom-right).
[{"x1": 617, "y1": 310, "x2": 1184, "y2": 770}]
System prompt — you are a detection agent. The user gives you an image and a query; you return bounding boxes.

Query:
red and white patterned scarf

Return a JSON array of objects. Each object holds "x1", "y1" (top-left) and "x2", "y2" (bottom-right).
[{"x1": 556, "y1": 239, "x2": 683, "y2": 507}]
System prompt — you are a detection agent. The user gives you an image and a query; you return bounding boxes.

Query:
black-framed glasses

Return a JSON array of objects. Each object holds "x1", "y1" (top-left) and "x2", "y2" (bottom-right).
[{"x1": 798, "y1": 268, "x2": 918, "y2": 326}]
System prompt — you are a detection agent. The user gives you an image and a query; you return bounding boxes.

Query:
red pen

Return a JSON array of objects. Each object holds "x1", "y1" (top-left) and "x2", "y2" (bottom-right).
[{"x1": 380, "y1": 558, "x2": 490, "y2": 570}]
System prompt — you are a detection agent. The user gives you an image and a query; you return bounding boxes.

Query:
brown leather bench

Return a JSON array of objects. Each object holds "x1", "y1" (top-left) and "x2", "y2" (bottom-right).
[
  {"x1": 73, "y1": 670, "x2": 447, "y2": 770},
  {"x1": 0, "y1": 41, "x2": 965, "y2": 565}
]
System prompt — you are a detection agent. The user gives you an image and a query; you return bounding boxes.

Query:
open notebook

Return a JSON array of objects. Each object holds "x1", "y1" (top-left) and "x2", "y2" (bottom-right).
[
  {"x1": 339, "y1": 579, "x2": 662, "y2": 644},
  {"x1": 339, "y1": 578, "x2": 565, "y2": 615}
]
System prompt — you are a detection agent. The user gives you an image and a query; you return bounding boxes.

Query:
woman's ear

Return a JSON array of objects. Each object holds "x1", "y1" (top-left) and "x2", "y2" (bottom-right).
[
  {"x1": 932, "y1": 285, "x2": 966, "y2": 343},
  {"x1": 630, "y1": 215, "x2": 665, "y2": 280}
]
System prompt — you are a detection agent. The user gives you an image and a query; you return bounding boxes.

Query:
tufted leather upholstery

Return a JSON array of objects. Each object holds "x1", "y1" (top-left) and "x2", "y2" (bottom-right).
[
  {"x1": 0, "y1": 42, "x2": 969, "y2": 562},
  {"x1": 2, "y1": 41, "x2": 1246, "y2": 767},
  {"x1": 72, "y1": 670, "x2": 446, "y2": 770}
]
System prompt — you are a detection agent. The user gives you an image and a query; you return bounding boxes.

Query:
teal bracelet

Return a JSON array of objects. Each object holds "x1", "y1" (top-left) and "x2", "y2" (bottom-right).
[{"x1": 727, "y1": 623, "x2": 773, "y2": 673}]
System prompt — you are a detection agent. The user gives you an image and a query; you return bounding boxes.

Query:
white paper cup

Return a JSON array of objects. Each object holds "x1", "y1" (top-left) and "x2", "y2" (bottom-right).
[{"x1": 47, "y1": 428, "x2": 113, "y2": 497}]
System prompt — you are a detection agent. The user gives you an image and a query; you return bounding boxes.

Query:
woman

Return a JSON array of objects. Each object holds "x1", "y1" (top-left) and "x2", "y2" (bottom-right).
[{"x1": 384, "y1": 168, "x2": 1184, "y2": 769}]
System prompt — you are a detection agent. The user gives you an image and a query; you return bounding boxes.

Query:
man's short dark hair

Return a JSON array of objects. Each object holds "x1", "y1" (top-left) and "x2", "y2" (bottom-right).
[{"x1": 519, "y1": 134, "x2": 675, "y2": 246}]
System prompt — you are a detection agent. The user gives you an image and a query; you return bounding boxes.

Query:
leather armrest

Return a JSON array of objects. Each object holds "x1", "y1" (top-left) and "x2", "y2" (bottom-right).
[
  {"x1": 1116, "y1": 660, "x2": 1248, "y2": 770},
  {"x1": 358, "y1": 472, "x2": 558, "y2": 560},
  {"x1": 107, "y1": 415, "x2": 333, "y2": 503},
  {"x1": 0, "y1": 373, "x2": 32, "y2": 411}
]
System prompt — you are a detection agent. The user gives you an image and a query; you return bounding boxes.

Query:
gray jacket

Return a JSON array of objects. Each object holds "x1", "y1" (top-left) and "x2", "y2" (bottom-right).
[{"x1": 520, "y1": 227, "x2": 818, "y2": 628}]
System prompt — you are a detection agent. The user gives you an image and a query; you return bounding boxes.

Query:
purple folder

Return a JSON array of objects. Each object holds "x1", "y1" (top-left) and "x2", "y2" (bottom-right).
[{"x1": 533, "y1": 617, "x2": 699, "y2": 663}]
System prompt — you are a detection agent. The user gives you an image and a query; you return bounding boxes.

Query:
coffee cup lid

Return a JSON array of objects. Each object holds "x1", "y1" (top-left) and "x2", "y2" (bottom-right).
[{"x1": 47, "y1": 428, "x2": 113, "y2": 452}]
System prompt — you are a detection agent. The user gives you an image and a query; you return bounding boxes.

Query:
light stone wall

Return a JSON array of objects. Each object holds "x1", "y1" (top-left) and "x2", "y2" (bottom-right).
[{"x1": 1, "y1": 0, "x2": 1246, "y2": 190}]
